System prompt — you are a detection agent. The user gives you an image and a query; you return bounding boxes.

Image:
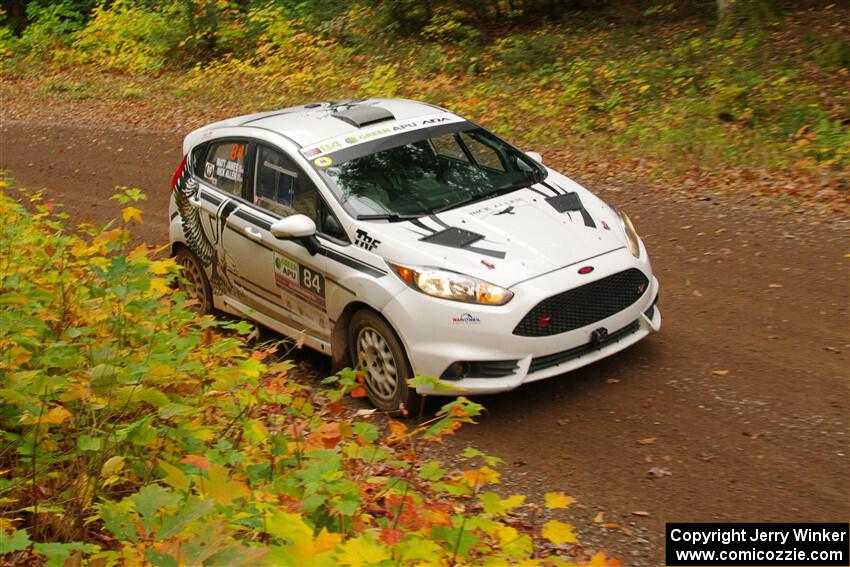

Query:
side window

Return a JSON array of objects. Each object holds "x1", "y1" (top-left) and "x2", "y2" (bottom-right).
[
  {"x1": 254, "y1": 146, "x2": 318, "y2": 221},
  {"x1": 317, "y1": 199, "x2": 349, "y2": 242},
  {"x1": 460, "y1": 133, "x2": 506, "y2": 172},
  {"x1": 431, "y1": 134, "x2": 469, "y2": 162},
  {"x1": 202, "y1": 141, "x2": 247, "y2": 197}
]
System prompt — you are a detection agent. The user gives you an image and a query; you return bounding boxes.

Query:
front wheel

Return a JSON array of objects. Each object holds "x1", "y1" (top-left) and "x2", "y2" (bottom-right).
[
  {"x1": 173, "y1": 246, "x2": 213, "y2": 314},
  {"x1": 348, "y1": 310, "x2": 419, "y2": 413}
]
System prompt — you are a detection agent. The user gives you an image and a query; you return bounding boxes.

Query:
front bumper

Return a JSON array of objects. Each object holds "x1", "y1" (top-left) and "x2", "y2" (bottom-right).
[{"x1": 381, "y1": 248, "x2": 661, "y2": 396}]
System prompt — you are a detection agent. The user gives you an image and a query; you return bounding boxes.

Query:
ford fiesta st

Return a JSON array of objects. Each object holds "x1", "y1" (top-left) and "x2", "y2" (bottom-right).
[{"x1": 168, "y1": 98, "x2": 661, "y2": 411}]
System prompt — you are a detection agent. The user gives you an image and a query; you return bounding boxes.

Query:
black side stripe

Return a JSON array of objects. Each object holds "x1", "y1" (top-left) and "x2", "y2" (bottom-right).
[
  {"x1": 409, "y1": 218, "x2": 436, "y2": 233},
  {"x1": 465, "y1": 246, "x2": 506, "y2": 259},
  {"x1": 428, "y1": 214, "x2": 451, "y2": 229},
  {"x1": 539, "y1": 181, "x2": 563, "y2": 195},
  {"x1": 321, "y1": 248, "x2": 386, "y2": 278},
  {"x1": 200, "y1": 191, "x2": 222, "y2": 206},
  {"x1": 527, "y1": 186, "x2": 550, "y2": 198},
  {"x1": 233, "y1": 210, "x2": 271, "y2": 230}
]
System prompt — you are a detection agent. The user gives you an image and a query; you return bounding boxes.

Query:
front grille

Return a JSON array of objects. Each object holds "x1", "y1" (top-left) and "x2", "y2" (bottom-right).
[
  {"x1": 514, "y1": 268, "x2": 649, "y2": 337},
  {"x1": 528, "y1": 320, "x2": 641, "y2": 374}
]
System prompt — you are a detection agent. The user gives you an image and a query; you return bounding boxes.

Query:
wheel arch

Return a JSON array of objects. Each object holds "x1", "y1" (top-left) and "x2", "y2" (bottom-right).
[{"x1": 331, "y1": 300, "x2": 411, "y2": 374}]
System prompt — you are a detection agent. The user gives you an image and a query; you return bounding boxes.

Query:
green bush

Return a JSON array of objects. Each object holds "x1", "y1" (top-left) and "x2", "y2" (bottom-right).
[
  {"x1": 71, "y1": 0, "x2": 188, "y2": 73},
  {"x1": 18, "y1": 1, "x2": 84, "y2": 55},
  {"x1": 0, "y1": 181, "x2": 608, "y2": 565}
]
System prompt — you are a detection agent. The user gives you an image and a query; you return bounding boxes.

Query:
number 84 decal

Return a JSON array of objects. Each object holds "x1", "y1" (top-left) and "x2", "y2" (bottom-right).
[{"x1": 273, "y1": 253, "x2": 326, "y2": 308}]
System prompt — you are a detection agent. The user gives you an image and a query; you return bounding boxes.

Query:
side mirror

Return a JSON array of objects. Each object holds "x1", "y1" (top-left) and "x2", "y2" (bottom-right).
[
  {"x1": 525, "y1": 151, "x2": 543, "y2": 164},
  {"x1": 270, "y1": 214, "x2": 317, "y2": 239}
]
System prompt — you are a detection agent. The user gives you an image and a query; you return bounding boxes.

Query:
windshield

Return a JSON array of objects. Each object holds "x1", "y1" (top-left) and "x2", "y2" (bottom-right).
[{"x1": 312, "y1": 124, "x2": 545, "y2": 218}]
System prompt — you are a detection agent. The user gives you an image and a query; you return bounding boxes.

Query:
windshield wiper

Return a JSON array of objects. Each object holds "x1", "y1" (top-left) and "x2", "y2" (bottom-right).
[
  {"x1": 356, "y1": 213, "x2": 423, "y2": 222},
  {"x1": 430, "y1": 181, "x2": 533, "y2": 214}
]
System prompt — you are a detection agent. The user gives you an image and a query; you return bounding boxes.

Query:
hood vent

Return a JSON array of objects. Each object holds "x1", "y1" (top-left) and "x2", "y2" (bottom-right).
[{"x1": 332, "y1": 105, "x2": 395, "y2": 128}]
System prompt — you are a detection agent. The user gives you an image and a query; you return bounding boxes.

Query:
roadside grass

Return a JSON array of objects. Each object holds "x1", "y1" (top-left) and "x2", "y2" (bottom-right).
[{"x1": 0, "y1": 179, "x2": 607, "y2": 565}]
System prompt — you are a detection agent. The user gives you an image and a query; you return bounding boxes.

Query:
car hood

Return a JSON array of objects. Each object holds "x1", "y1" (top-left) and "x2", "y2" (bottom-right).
[{"x1": 361, "y1": 173, "x2": 629, "y2": 288}]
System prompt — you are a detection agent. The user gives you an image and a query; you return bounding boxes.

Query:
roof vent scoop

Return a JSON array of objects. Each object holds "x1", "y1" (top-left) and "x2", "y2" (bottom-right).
[{"x1": 332, "y1": 105, "x2": 395, "y2": 128}]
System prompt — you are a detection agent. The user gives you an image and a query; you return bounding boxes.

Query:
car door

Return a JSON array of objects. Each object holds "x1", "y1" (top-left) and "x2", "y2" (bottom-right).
[
  {"x1": 226, "y1": 143, "x2": 340, "y2": 342},
  {"x1": 180, "y1": 139, "x2": 250, "y2": 299}
]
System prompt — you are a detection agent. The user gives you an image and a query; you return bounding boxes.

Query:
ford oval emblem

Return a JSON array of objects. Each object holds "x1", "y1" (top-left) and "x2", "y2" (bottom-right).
[{"x1": 578, "y1": 266, "x2": 594, "y2": 275}]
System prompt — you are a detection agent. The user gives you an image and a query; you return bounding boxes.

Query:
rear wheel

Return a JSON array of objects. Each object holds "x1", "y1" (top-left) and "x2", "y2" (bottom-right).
[
  {"x1": 174, "y1": 247, "x2": 213, "y2": 314},
  {"x1": 349, "y1": 310, "x2": 419, "y2": 413}
]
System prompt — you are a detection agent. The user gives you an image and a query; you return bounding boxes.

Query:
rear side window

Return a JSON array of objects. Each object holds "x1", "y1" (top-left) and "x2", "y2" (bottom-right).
[{"x1": 202, "y1": 141, "x2": 247, "y2": 197}]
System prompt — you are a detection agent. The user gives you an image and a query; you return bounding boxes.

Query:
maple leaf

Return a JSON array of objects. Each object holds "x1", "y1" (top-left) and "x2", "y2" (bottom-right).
[
  {"x1": 122, "y1": 206, "x2": 143, "y2": 224},
  {"x1": 380, "y1": 527, "x2": 404, "y2": 545},
  {"x1": 149, "y1": 259, "x2": 175, "y2": 275},
  {"x1": 462, "y1": 465, "x2": 501, "y2": 488},
  {"x1": 544, "y1": 491, "x2": 575, "y2": 509},
  {"x1": 349, "y1": 385, "x2": 368, "y2": 398},
  {"x1": 149, "y1": 278, "x2": 169, "y2": 296},
  {"x1": 338, "y1": 534, "x2": 389, "y2": 566},
  {"x1": 542, "y1": 520, "x2": 578, "y2": 545},
  {"x1": 180, "y1": 454, "x2": 211, "y2": 471},
  {"x1": 481, "y1": 492, "x2": 525, "y2": 516},
  {"x1": 204, "y1": 464, "x2": 249, "y2": 506}
]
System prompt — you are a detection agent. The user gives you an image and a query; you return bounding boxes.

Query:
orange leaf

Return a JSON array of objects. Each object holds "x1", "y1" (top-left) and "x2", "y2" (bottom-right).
[
  {"x1": 350, "y1": 385, "x2": 368, "y2": 398},
  {"x1": 180, "y1": 454, "x2": 211, "y2": 471}
]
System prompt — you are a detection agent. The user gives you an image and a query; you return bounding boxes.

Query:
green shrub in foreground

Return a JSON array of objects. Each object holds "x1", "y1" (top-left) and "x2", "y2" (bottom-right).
[{"x1": 0, "y1": 182, "x2": 613, "y2": 565}]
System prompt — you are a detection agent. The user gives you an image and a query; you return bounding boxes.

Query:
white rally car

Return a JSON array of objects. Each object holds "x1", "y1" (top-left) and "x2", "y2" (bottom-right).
[{"x1": 169, "y1": 98, "x2": 660, "y2": 411}]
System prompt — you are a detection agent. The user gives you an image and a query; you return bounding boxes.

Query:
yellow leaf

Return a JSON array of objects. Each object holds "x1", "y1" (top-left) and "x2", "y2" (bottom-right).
[
  {"x1": 544, "y1": 491, "x2": 575, "y2": 509},
  {"x1": 542, "y1": 520, "x2": 577, "y2": 545},
  {"x1": 462, "y1": 465, "x2": 501, "y2": 488},
  {"x1": 639, "y1": 84, "x2": 650, "y2": 93},
  {"x1": 89, "y1": 257, "x2": 110, "y2": 271},
  {"x1": 159, "y1": 460, "x2": 190, "y2": 491},
  {"x1": 339, "y1": 534, "x2": 389, "y2": 566},
  {"x1": 712, "y1": 369, "x2": 730, "y2": 377},
  {"x1": 41, "y1": 406, "x2": 71, "y2": 425},
  {"x1": 267, "y1": 511, "x2": 315, "y2": 560},
  {"x1": 149, "y1": 278, "x2": 170, "y2": 296},
  {"x1": 150, "y1": 259, "x2": 175, "y2": 275},
  {"x1": 102, "y1": 456, "x2": 125, "y2": 476},
  {"x1": 204, "y1": 464, "x2": 249, "y2": 506},
  {"x1": 122, "y1": 206, "x2": 143, "y2": 224},
  {"x1": 314, "y1": 528, "x2": 342, "y2": 555}
]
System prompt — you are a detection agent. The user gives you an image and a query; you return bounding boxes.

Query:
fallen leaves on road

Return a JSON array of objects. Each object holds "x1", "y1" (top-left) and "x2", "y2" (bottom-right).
[
  {"x1": 637, "y1": 438, "x2": 656, "y2": 445},
  {"x1": 606, "y1": 378, "x2": 621, "y2": 384},
  {"x1": 632, "y1": 511, "x2": 651, "y2": 517},
  {"x1": 593, "y1": 512, "x2": 605, "y2": 523},
  {"x1": 544, "y1": 492, "x2": 575, "y2": 509},
  {"x1": 712, "y1": 369, "x2": 730, "y2": 376},
  {"x1": 824, "y1": 346, "x2": 841, "y2": 354}
]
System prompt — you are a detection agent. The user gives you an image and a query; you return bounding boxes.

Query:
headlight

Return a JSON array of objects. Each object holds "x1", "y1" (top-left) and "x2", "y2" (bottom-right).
[
  {"x1": 387, "y1": 262, "x2": 513, "y2": 305},
  {"x1": 616, "y1": 209, "x2": 641, "y2": 258}
]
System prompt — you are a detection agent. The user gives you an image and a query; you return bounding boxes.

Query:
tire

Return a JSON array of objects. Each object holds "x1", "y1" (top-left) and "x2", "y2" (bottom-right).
[
  {"x1": 349, "y1": 309, "x2": 419, "y2": 413},
  {"x1": 173, "y1": 246, "x2": 213, "y2": 314}
]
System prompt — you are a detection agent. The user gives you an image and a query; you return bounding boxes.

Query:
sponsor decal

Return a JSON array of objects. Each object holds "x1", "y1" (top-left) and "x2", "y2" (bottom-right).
[
  {"x1": 354, "y1": 228, "x2": 380, "y2": 251},
  {"x1": 204, "y1": 162, "x2": 215, "y2": 179},
  {"x1": 313, "y1": 156, "x2": 333, "y2": 168},
  {"x1": 480, "y1": 259, "x2": 496, "y2": 270},
  {"x1": 451, "y1": 313, "x2": 481, "y2": 325},
  {"x1": 274, "y1": 253, "x2": 326, "y2": 308},
  {"x1": 601, "y1": 220, "x2": 611, "y2": 230},
  {"x1": 466, "y1": 196, "x2": 526, "y2": 217},
  {"x1": 301, "y1": 113, "x2": 466, "y2": 158}
]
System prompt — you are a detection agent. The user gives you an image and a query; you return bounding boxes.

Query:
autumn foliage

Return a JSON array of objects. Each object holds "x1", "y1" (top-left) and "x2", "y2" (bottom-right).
[{"x1": 0, "y1": 181, "x2": 616, "y2": 565}]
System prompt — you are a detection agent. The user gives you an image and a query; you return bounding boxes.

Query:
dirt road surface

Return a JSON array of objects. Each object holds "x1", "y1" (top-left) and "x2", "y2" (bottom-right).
[{"x1": 2, "y1": 120, "x2": 848, "y2": 565}]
